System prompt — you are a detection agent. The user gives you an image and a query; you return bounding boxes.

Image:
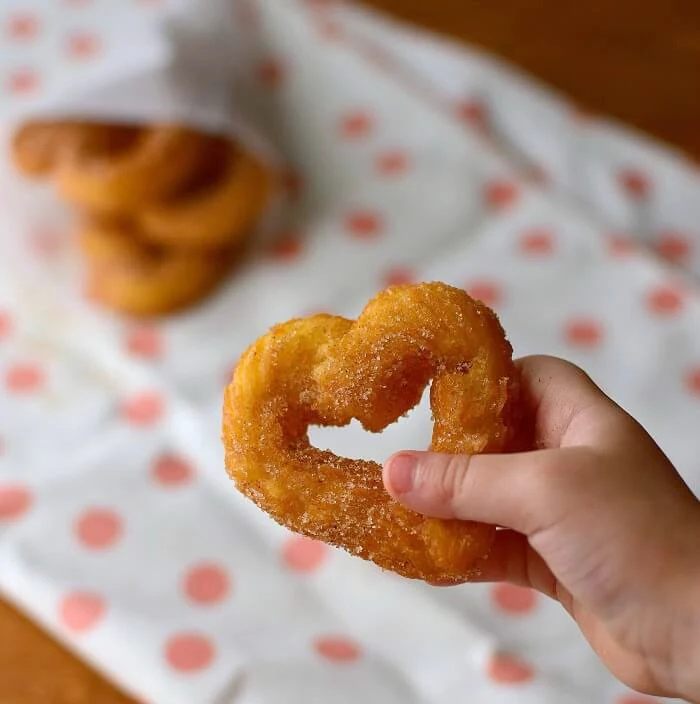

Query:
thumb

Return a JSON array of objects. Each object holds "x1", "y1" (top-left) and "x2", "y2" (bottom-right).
[{"x1": 382, "y1": 448, "x2": 581, "y2": 537}]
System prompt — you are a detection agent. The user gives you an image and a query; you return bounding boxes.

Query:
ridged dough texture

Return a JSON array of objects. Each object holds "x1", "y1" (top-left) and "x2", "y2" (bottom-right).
[
  {"x1": 223, "y1": 282, "x2": 521, "y2": 582},
  {"x1": 78, "y1": 219, "x2": 237, "y2": 317},
  {"x1": 11, "y1": 121, "x2": 134, "y2": 177},
  {"x1": 57, "y1": 125, "x2": 207, "y2": 215},
  {"x1": 11, "y1": 120, "x2": 273, "y2": 316},
  {"x1": 137, "y1": 143, "x2": 271, "y2": 251}
]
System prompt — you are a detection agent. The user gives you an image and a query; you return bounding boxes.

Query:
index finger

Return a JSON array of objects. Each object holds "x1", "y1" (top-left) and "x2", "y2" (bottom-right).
[{"x1": 515, "y1": 355, "x2": 621, "y2": 449}]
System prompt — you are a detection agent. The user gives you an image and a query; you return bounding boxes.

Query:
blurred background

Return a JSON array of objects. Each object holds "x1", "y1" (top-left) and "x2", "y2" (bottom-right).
[
  {"x1": 1, "y1": 1, "x2": 700, "y2": 702},
  {"x1": 372, "y1": 0, "x2": 700, "y2": 158}
]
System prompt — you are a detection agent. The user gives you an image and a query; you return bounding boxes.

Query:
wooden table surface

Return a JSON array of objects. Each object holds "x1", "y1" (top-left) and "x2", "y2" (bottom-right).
[{"x1": 3, "y1": 1, "x2": 700, "y2": 701}]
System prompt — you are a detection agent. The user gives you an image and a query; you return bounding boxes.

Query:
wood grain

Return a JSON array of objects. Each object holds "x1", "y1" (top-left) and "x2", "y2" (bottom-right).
[
  {"x1": 365, "y1": 0, "x2": 700, "y2": 158},
  {"x1": 0, "y1": 598, "x2": 131, "y2": 703},
  {"x1": 2, "y1": 1, "x2": 699, "y2": 700}
]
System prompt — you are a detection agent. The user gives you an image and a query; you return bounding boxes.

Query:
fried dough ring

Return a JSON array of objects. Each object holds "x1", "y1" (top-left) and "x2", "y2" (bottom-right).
[
  {"x1": 138, "y1": 143, "x2": 272, "y2": 251},
  {"x1": 57, "y1": 125, "x2": 207, "y2": 214},
  {"x1": 79, "y1": 218, "x2": 235, "y2": 317},
  {"x1": 223, "y1": 282, "x2": 521, "y2": 582},
  {"x1": 10, "y1": 121, "x2": 133, "y2": 178}
]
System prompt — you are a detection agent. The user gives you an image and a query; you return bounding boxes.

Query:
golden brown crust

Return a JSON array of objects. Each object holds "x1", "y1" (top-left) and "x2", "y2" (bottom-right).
[
  {"x1": 11, "y1": 119, "x2": 272, "y2": 315},
  {"x1": 57, "y1": 125, "x2": 209, "y2": 215},
  {"x1": 223, "y1": 282, "x2": 521, "y2": 582},
  {"x1": 138, "y1": 143, "x2": 272, "y2": 251},
  {"x1": 78, "y1": 218, "x2": 235, "y2": 317},
  {"x1": 10, "y1": 121, "x2": 131, "y2": 178},
  {"x1": 11, "y1": 122, "x2": 71, "y2": 177}
]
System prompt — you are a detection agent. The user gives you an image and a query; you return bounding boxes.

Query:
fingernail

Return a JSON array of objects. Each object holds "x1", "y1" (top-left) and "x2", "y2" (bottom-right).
[{"x1": 387, "y1": 453, "x2": 418, "y2": 495}]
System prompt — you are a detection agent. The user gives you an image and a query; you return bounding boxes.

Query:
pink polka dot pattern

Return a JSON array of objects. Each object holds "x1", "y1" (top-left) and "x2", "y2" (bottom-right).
[
  {"x1": 608, "y1": 234, "x2": 636, "y2": 257},
  {"x1": 4, "y1": 363, "x2": 45, "y2": 393},
  {"x1": 152, "y1": 454, "x2": 193, "y2": 487},
  {"x1": 183, "y1": 563, "x2": 230, "y2": 605},
  {"x1": 268, "y1": 234, "x2": 304, "y2": 262},
  {"x1": 655, "y1": 230, "x2": 691, "y2": 264},
  {"x1": 491, "y1": 584, "x2": 537, "y2": 615},
  {"x1": 686, "y1": 367, "x2": 700, "y2": 397},
  {"x1": 345, "y1": 211, "x2": 383, "y2": 239},
  {"x1": 0, "y1": 312, "x2": 13, "y2": 340},
  {"x1": 31, "y1": 227, "x2": 65, "y2": 258},
  {"x1": 0, "y1": 485, "x2": 32, "y2": 522},
  {"x1": 59, "y1": 592, "x2": 105, "y2": 633},
  {"x1": 519, "y1": 228, "x2": 555, "y2": 256},
  {"x1": 3, "y1": 4, "x2": 700, "y2": 699},
  {"x1": 165, "y1": 633, "x2": 215, "y2": 673},
  {"x1": 465, "y1": 280, "x2": 503, "y2": 308},
  {"x1": 314, "y1": 635, "x2": 361, "y2": 663},
  {"x1": 339, "y1": 111, "x2": 374, "y2": 139},
  {"x1": 122, "y1": 392, "x2": 165, "y2": 425},
  {"x1": 317, "y1": 16, "x2": 343, "y2": 40},
  {"x1": 487, "y1": 653, "x2": 535, "y2": 684},
  {"x1": 618, "y1": 169, "x2": 651, "y2": 200},
  {"x1": 646, "y1": 285, "x2": 684, "y2": 316},
  {"x1": 126, "y1": 326, "x2": 163, "y2": 359},
  {"x1": 382, "y1": 266, "x2": 415, "y2": 287},
  {"x1": 75, "y1": 508, "x2": 123, "y2": 549},
  {"x1": 564, "y1": 318, "x2": 604, "y2": 348},
  {"x1": 456, "y1": 99, "x2": 488, "y2": 132},
  {"x1": 6, "y1": 13, "x2": 41, "y2": 41},
  {"x1": 67, "y1": 32, "x2": 101, "y2": 59},
  {"x1": 282, "y1": 535, "x2": 327, "y2": 572},
  {"x1": 484, "y1": 180, "x2": 518, "y2": 210},
  {"x1": 375, "y1": 150, "x2": 409, "y2": 176},
  {"x1": 7, "y1": 69, "x2": 40, "y2": 95}
]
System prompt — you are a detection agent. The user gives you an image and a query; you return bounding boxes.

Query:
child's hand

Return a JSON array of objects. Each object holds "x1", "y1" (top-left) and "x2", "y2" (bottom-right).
[{"x1": 383, "y1": 356, "x2": 700, "y2": 702}]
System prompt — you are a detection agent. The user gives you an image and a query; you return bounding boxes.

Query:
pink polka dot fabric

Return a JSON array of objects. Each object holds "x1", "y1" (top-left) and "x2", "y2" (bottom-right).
[
  {"x1": 0, "y1": 1, "x2": 695, "y2": 703},
  {"x1": 0, "y1": 0, "x2": 172, "y2": 121}
]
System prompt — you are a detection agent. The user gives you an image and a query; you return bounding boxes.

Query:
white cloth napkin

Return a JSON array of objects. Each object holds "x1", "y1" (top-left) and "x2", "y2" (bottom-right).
[{"x1": 0, "y1": 1, "x2": 697, "y2": 702}]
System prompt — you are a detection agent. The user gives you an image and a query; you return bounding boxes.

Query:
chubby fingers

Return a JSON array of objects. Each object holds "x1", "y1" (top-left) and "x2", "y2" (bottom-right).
[
  {"x1": 513, "y1": 355, "x2": 624, "y2": 449},
  {"x1": 472, "y1": 529, "x2": 570, "y2": 605},
  {"x1": 383, "y1": 447, "x2": 589, "y2": 537},
  {"x1": 388, "y1": 451, "x2": 577, "y2": 604}
]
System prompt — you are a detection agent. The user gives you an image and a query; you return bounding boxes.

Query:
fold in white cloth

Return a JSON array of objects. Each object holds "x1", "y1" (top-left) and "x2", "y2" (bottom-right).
[{"x1": 0, "y1": 1, "x2": 695, "y2": 702}]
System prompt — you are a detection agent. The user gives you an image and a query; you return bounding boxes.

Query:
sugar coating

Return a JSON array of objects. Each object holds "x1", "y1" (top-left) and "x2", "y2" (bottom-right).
[
  {"x1": 78, "y1": 218, "x2": 237, "y2": 317},
  {"x1": 222, "y1": 282, "x2": 521, "y2": 582}
]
